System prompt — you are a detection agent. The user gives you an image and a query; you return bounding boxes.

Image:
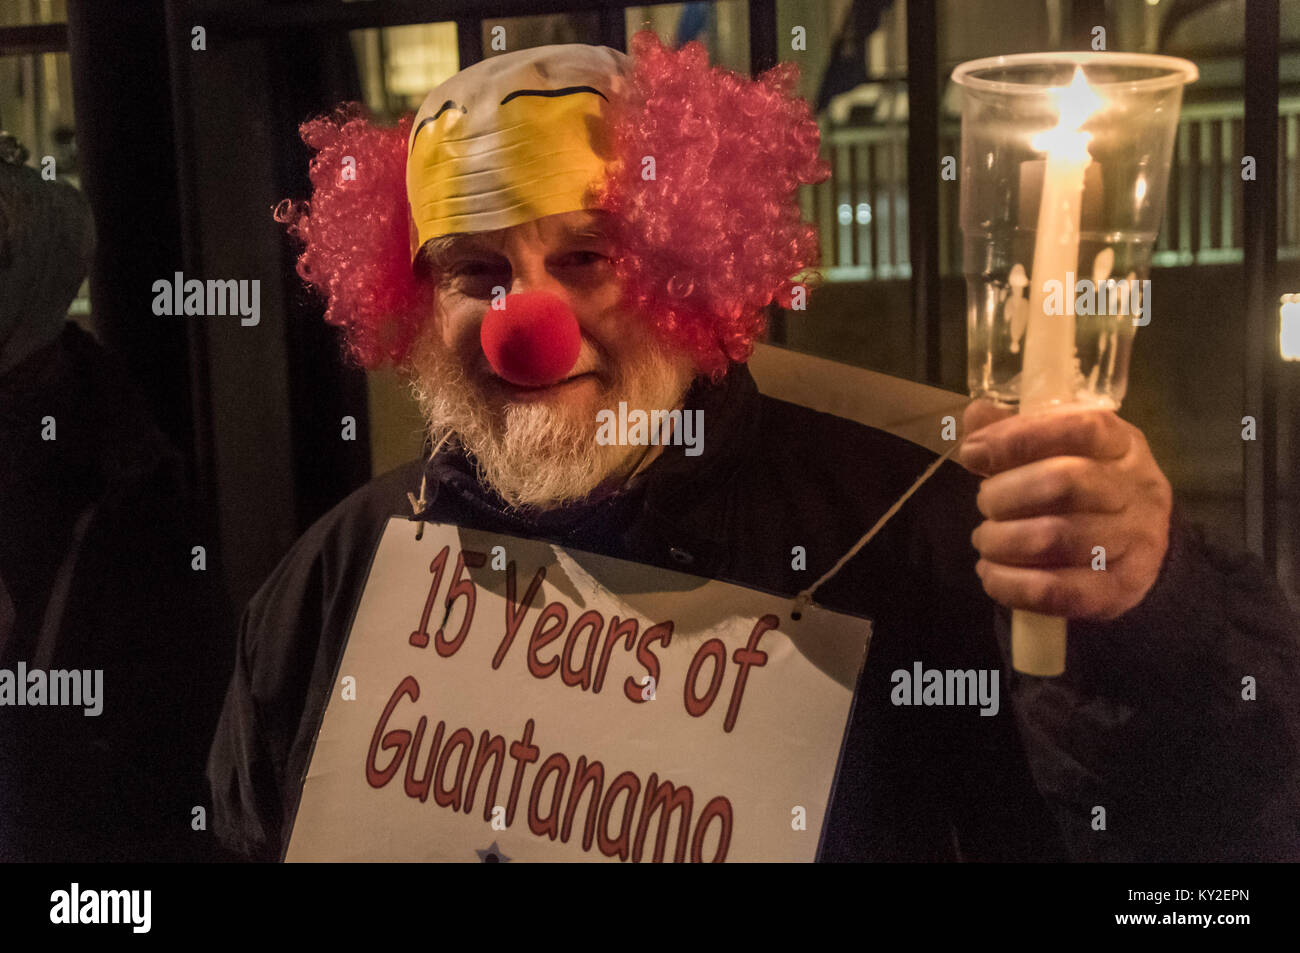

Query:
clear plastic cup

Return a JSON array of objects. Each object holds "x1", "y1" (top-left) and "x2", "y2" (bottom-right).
[{"x1": 952, "y1": 53, "x2": 1198, "y2": 410}]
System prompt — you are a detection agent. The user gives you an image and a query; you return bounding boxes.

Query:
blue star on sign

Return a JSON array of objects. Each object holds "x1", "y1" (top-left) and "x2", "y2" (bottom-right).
[{"x1": 476, "y1": 841, "x2": 512, "y2": 863}]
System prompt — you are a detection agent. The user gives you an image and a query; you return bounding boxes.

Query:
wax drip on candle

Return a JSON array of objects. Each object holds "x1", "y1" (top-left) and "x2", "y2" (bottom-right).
[
  {"x1": 1092, "y1": 247, "x2": 1114, "y2": 285},
  {"x1": 1084, "y1": 246, "x2": 1115, "y2": 393},
  {"x1": 1007, "y1": 263, "x2": 1030, "y2": 354},
  {"x1": 1113, "y1": 270, "x2": 1138, "y2": 370}
]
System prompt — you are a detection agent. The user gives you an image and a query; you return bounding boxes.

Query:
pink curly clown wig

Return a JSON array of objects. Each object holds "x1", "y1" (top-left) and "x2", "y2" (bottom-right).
[
  {"x1": 275, "y1": 32, "x2": 829, "y2": 375},
  {"x1": 274, "y1": 104, "x2": 429, "y2": 368},
  {"x1": 596, "y1": 30, "x2": 831, "y2": 376}
]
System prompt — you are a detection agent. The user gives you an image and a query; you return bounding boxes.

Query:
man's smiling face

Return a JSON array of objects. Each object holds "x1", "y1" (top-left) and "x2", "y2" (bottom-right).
[{"x1": 405, "y1": 209, "x2": 698, "y2": 511}]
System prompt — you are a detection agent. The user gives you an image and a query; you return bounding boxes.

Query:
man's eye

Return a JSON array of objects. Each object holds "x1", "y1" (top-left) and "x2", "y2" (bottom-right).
[
  {"x1": 560, "y1": 251, "x2": 607, "y2": 267},
  {"x1": 440, "y1": 263, "x2": 505, "y2": 300},
  {"x1": 449, "y1": 261, "x2": 500, "y2": 277},
  {"x1": 445, "y1": 260, "x2": 506, "y2": 286}
]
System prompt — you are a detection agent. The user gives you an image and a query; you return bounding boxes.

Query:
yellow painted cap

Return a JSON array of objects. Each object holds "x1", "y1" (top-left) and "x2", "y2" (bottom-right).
[{"x1": 406, "y1": 44, "x2": 631, "y2": 259}]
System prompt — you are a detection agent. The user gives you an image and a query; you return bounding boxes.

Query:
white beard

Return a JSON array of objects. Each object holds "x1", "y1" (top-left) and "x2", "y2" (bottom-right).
[{"x1": 407, "y1": 330, "x2": 696, "y2": 511}]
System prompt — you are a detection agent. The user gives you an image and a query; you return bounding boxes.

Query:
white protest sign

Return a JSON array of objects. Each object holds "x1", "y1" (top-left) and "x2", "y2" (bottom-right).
[{"x1": 285, "y1": 519, "x2": 871, "y2": 862}]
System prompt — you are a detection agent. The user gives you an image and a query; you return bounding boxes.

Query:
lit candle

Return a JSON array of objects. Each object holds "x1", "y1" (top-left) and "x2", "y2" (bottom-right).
[{"x1": 1013, "y1": 67, "x2": 1103, "y2": 677}]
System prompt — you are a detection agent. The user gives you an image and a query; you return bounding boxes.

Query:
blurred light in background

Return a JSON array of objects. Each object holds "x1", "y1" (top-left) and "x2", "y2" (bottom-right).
[
  {"x1": 1281, "y1": 294, "x2": 1300, "y2": 360},
  {"x1": 351, "y1": 23, "x2": 459, "y2": 116}
]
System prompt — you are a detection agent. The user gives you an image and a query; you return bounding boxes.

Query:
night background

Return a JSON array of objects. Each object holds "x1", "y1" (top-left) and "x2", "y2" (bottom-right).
[
  {"x1": 3, "y1": 0, "x2": 1295, "y2": 612},
  {"x1": 1, "y1": 1, "x2": 1298, "y2": 877}
]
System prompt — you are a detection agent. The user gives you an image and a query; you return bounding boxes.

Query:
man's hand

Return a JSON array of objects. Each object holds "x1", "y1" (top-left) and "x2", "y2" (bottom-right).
[{"x1": 957, "y1": 400, "x2": 1173, "y2": 621}]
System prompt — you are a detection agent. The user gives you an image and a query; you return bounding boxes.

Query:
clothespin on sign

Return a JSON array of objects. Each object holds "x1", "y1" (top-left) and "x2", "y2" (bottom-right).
[
  {"x1": 407, "y1": 472, "x2": 428, "y2": 541},
  {"x1": 407, "y1": 432, "x2": 453, "y2": 540}
]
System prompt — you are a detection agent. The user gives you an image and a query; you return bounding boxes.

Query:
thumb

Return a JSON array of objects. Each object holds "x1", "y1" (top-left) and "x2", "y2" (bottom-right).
[{"x1": 961, "y1": 398, "x2": 1014, "y2": 440}]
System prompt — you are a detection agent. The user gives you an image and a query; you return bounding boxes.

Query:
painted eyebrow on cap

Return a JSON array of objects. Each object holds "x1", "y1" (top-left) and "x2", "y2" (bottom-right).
[
  {"x1": 410, "y1": 88, "x2": 607, "y2": 153},
  {"x1": 499, "y1": 85, "x2": 608, "y2": 105},
  {"x1": 410, "y1": 101, "x2": 463, "y2": 154}
]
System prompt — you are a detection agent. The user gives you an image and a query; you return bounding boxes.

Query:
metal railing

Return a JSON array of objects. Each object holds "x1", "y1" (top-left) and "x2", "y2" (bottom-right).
[{"x1": 809, "y1": 96, "x2": 1300, "y2": 281}]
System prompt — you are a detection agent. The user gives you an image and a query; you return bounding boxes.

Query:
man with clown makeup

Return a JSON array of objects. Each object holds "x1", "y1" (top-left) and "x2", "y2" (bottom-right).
[{"x1": 208, "y1": 32, "x2": 1300, "y2": 862}]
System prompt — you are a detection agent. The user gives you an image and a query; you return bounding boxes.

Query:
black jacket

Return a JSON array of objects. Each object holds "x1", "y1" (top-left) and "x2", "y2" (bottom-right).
[
  {"x1": 207, "y1": 363, "x2": 1300, "y2": 861},
  {"x1": 1, "y1": 323, "x2": 234, "y2": 861}
]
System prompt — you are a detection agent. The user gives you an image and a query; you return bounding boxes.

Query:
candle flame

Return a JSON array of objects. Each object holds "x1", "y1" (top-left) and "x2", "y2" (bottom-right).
[{"x1": 1030, "y1": 66, "x2": 1103, "y2": 160}]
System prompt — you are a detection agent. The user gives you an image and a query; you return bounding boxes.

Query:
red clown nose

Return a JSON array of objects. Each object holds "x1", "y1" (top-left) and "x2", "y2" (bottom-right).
[{"x1": 479, "y1": 290, "x2": 582, "y2": 387}]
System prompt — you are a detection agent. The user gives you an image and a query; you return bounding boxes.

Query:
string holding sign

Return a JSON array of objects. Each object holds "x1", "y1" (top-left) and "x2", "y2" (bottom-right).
[{"x1": 791, "y1": 427, "x2": 970, "y2": 621}]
